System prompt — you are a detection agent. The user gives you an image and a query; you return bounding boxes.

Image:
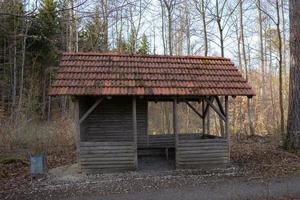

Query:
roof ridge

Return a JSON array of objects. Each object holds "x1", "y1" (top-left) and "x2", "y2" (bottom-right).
[{"x1": 62, "y1": 52, "x2": 230, "y2": 60}]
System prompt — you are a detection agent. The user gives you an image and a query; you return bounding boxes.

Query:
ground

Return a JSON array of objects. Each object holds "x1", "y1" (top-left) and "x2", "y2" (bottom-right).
[{"x1": 1, "y1": 136, "x2": 300, "y2": 200}]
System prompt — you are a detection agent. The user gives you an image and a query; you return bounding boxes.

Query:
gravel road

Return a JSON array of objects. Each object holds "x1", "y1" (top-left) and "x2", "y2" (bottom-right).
[
  {"x1": 67, "y1": 176, "x2": 300, "y2": 200},
  {"x1": 2, "y1": 162, "x2": 300, "y2": 200}
]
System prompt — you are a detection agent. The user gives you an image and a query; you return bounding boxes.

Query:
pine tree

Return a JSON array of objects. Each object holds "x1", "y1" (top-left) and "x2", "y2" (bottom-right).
[{"x1": 137, "y1": 34, "x2": 150, "y2": 55}]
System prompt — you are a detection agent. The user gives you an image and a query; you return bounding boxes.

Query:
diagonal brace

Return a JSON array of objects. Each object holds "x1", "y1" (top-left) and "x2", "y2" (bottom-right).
[
  {"x1": 186, "y1": 102, "x2": 203, "y2": 119},
  {"x1": 204, "y1": 96, "x2": 226, "y2": 121},
  {"x1": 215, "y1": 96, "x2": 226, "y2": 117},
  {"x1": 203, "y1": 96, "x2": 213, "y2": 118},
  {"x1": 79, "y1": 97, "x2": 104, "y2": 124}
]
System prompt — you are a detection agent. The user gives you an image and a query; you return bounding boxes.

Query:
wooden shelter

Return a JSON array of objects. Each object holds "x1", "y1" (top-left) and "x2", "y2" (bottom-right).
[{"x1": 49, "y1": 52, "x2": 254, "y2": 173}]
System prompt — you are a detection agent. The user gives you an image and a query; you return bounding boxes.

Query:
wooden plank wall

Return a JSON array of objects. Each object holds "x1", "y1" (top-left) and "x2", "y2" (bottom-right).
[
  {"x1": 79, "y1": 141, "x2": 135, "y2": 172},
  {"x1": 81, "y1": 97, "x2": 147, "y2": 142},
  {"x1": 78, "y1": 97, "x2": 147, "y2": 173},
  {"x1": 176, "y1": 137, "x2": 229, "y2": 169}
]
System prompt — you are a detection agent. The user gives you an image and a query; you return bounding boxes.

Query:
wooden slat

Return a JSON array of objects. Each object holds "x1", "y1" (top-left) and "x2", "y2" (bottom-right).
[
  {"x1": 79, "y1": 140, "x2": 135, "y2": 172},
  {"x1": 80, "y1": 141, "x2": 133, "y2": 146},
  {"x1": 176, "y1": 136, "x2": 229, "y2": 169}
]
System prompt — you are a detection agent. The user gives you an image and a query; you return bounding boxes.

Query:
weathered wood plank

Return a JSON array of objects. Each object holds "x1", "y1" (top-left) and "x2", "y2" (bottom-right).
[
  {"x1": 176, "y1": 135, "x2": 229, "y2": 169},
  {"x1": 80, "y1": 141, "x2": 133, "y2": 146}
]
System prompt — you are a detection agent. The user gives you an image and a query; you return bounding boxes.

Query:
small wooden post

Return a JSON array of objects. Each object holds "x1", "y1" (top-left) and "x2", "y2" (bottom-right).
[
  {"x1": 202, "y1": 99, "x2": 206, "y2": 136},
  {"x1": 132, "y1": 96, "x2": 138, "y2": 169},
  {"x1": 224, "y1": 96, "x2": 230, "y2": 163},
  {"x1": 73, "y1": 98, "x2": 81, "y2": 169},
  {"x1": 146, "y1": 101, "x2": 149, "y2": 147},
  {"x1": 173, "y1": 98, "x2": 178, "y2": 168}
]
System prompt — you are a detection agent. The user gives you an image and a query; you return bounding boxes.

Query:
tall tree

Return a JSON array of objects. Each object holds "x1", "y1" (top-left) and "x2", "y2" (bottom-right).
[
  {"x1": 256, "y1": 0, "x2": 266, "y2": 105},
  {"x1": 161, "y1": 0, "x2": 176, "y2": 56},
  {"x1": 275, "y1": 0, "x2": 285, "y2": 139},
  {"x1": 239, "y1": 0, "x2": 255, "y2": 136},
  {"x1": 287, "y1": 0, "x2": 300, "y2": 149}
]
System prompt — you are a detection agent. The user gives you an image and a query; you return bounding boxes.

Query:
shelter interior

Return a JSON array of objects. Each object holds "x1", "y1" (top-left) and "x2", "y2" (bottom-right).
[{"x1": 76, "y1": 95, "x2": 230, "y2": 173}]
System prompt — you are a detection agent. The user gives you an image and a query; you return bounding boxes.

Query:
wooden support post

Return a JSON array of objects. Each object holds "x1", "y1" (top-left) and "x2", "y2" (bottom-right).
[
  {"x1": 146, "y1": 101, "x2": 149, "y2": 147},
  {"x1": 202, "y1": 99, "x2": 206, "y2": 136},
  {"x1": 173, "y1": 99, "x2": 178, "y2": 168},
  {"x1": 132, "y1": 96, "x2": 138, "y2": 169},
  {"x1": 73, "y1": 98, "x2": 81, "y2": 169},
  {"x1": 225, "y1": 96, "x2": 230, "y2": 163},
  {"x1": 203, "y1": 97, "x2": 212, "y2": 117}
]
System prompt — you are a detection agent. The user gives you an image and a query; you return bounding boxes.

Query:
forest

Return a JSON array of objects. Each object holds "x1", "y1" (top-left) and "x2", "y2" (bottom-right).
[{"x1": 1, "y1": 0, "x2": 300, "y2": 199}]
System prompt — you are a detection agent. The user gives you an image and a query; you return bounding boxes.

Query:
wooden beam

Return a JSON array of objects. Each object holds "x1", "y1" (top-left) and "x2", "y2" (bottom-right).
[
  {"x1": 202, "y1": 100, "x2": 206, "y2": 135},
  {"x1": 79, "y1": 97, "x2": 104, "y2": 124},
  {"x1": 225, "y1": 96, "x2": 230, "y2": 163},
  {"x1": 215, "y1": 96, "x2": 226, "y2": 116},
  {"x1": 186, "y1": 102, "x2": 203, "y2": 118},
  {"x1": 203, "y1": 97, "x2": 212, "y2": 118},
  {"x1": 173, "y1": 98, "x2": 178, "y2": 168},
  {"x1": 132, "y1": 96, "x2": 138, "y2": 169},
  {"x1": 73, "y1": 98, "x2": 81, "y2": 170},
  {"x1": 204, "y1": 97, "x2": 226, "y2": 121}
]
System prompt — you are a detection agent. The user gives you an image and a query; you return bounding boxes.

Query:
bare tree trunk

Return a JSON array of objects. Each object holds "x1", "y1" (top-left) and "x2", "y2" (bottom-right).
[
  {"x1": 101, "y1": 0, "x2": 109, "y2": 51},
  {"x1": 239, "y1": 0, "x2": 255, "y2": 136},
  {"x1": 201, "y1": 0, "x2": 210, "y2": 134},
  {"x1": 235, "y1": 21, "x2": 243, "y2": 135},
  {"x1": 185, "y1": 3, "x2": 191, "y2": 55},
  {"x1": 167, "y1": 8, "x2": 172, "y2": 55},
  {"x1": 201, "y1": 0, "x2": 208, "y2": 57},
  {"x1": 276, "y1": 0, "x2": 285, "y2": 139},
  {"x1": 68, "y1": 0, "x2": 74, "y2": 52},
  {"x1": 162, "y1": 0, "x2": 175, "y2": 56},
  {"x1": 281, "y1": 0, "x2": 287, "y2": 78},
  {"x1": 18, "y1": 18, "x2": 30, "y2": 115},
  {"x1": 160, "y1": 1, "x2": 167, "y2": 55},
  {"x1": 256, "y1": 0, "x2": 266, "y2": 105},
  {"x1": 287, "y1": 0, "x2": 300, "y2": 149},
  {"x1": 11, "y1": 1, "x2": 17, "y2": 121},
  {"x1": 268, "y1": 39, "x2": 278, "y2": 131},
  {"x1": 216, "y1": 0, "x2": 224, "y2": 135}
]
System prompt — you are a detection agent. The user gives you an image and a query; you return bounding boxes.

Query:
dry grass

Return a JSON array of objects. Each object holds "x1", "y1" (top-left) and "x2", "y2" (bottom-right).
[
  {"x1": 0, "y1": 117, "x2": 75, "y2": 153},
  {"x1": 0, "y1": 117, "x2": 76, "y2": 186}
]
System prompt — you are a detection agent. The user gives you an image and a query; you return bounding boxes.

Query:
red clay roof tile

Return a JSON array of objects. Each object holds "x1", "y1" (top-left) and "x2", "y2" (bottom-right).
[{"x1": 49, "y1": 53, "x2": 255, "y2": 96}]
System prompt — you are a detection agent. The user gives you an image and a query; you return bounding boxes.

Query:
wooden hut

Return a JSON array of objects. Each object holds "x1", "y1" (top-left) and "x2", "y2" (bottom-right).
[{"x1": 49, "y1": 53, "x2": 254, "y2": 173}]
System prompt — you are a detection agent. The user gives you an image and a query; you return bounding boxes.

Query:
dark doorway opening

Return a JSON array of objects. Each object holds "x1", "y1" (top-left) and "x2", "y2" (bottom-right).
[{"x1": 138, "y1": 148, "x2": 175, "y2": 171}]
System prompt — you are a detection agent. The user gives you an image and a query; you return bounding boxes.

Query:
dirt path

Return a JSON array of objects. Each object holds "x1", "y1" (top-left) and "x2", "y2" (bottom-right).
[{"x1": 66, "y1": 176, "x2": 300, "y2": 200}]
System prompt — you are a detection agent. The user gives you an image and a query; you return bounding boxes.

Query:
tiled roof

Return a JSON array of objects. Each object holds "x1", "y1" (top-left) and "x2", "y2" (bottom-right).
[{"x1": 49, "y1": 53, "x2": 255, "y2": 96}]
